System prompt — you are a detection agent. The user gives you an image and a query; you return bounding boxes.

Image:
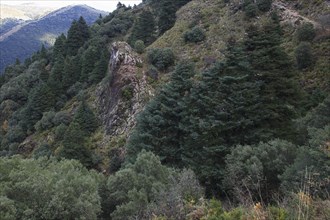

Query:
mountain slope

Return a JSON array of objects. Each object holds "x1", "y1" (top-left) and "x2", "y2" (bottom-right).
[{"x1": 0, "y1": 5, "x2": 107, "y2": 73}]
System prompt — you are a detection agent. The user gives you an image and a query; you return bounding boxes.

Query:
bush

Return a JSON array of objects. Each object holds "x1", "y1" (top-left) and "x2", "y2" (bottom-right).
[
  {"x1": 0, "y1": 157, "x2": 102, "y2": 219},
  {"x1": 53, "y1": 111, "x2": 71, "y2": 126},
  {"x1": 256, "y1": 0, "x2": 272, "y2": 12},
  {"x1": 147, "y1": 48, "x2": 175, "y2": 71},
  {"x1": 35, "y1": 111, "x2": 56, "y2": 131},
  {"x1": 295, "y1": 42, "x2": 313, "y2": 70},
  {"x1": 134, "y1": 40, "x2": 145, "y2": 54},
  {"x1": 224, "y1": 139, "x2": 298, "y2": 202},
  {"x1": 245, "y1": 3, "x2": 258, "y2": 18},
  {"x1": 296, "y1": 22, "x2": 316, "y2": 42},
  {"x1": 184, "y1": 27, "x2": 206, "y2": 43}
]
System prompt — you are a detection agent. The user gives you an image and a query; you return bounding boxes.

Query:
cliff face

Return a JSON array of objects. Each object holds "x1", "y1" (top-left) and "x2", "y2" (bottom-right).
[{"x1": 97, "y1": 42, "x2": 149, "y2": 136}]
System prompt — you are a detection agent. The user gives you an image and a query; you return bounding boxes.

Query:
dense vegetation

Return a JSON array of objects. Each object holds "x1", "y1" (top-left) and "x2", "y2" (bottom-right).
[{"x1": 0, "y1": 0, "x2": 329, "y2": 219}]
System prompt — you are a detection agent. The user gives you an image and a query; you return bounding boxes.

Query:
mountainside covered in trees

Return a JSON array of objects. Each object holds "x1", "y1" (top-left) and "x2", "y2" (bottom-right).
[
  {"x1": 0, "y1": 5, "x2": 107, "y2": 73},
  {"x1": 0, "y1": 0, "x2": 329, "y2": 219}
]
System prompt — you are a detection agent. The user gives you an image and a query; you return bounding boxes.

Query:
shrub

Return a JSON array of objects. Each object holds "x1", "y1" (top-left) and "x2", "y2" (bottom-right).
[
  {"x1": 147, "y1": 48, "x2": 175, "y2": 71},
  {"x1": 245, "y1": 3, "x2": 258, "y2": 18},
  {"x1": 224, "y1": 139, "x2": 298, "y2": 202},
  {"x1": 184, "y1": 27, "x2": 206, "y2": 43},
  {"x1": 296, "y1": 22, "x2": 316, "y2": 42},
  {"x1": 295, "y1": 42, "x2": 313, "y2": 69},
  {"x1": 35, "y1": 111, "x2": 56, "y2": 131},
  {"x1": 53, "y1": 111, "x2": 71, "y2": 126},
  {"x1": 256, "y1": 0, "x2": 272, "y2": 12},
  {"x1": 134, "y1": 40, "x2": 145, "y2": 54}
]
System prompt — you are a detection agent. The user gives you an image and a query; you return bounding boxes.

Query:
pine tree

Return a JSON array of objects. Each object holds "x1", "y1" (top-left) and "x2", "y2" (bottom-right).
[{"x1": 127, "y1": 62, "x2": 195, "y2": 165}]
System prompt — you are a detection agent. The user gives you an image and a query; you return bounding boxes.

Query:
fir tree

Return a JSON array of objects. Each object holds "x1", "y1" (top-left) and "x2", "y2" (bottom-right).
[
  {"x1": 73, "y1": 101, "x2": 98, "y2": 134},
  {"x1": 127, "y1": 62, "x2": 195, "y2": 165},
  {"x1": 62, "y1": 55, "x2": 82, "y2": 91},
  {"x1": 66, "y1": 17, "x2": 90, "y2": 56},
  {"x1": 22, "y1": 83, "x2": 55, "y2": 132},
  {"x1": 53, "y1": 34, "x2": 67, "y2": 60},
  {"x1": 129, "y1": 9, "x2": 156, "y2": 46},
  {"x1": 244, "y1": 18, "x2": 302, "y2": 141},
  {"x1": 181, "y1": 41, "x2": 262, "y2": 194},
  {"x1": 58, "y1": 122, "x2": 93, "y2": 167},
  {"x1": 89, "y1": 49, "x2": 109, "y2": 84}
]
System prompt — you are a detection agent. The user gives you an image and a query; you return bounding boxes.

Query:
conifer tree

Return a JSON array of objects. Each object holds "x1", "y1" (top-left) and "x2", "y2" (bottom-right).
[
  {"x1": 66, "y1": 17, "x2": 90, "y2": 56},
  {"x1": 62, "y1": 55, "x2": 82, "y2": 90},
  {"x1": 22, "y1": 83, "x2": 55, "y2": 132},
  {"x1": 73, "y1": 101, "x2": 98, "y2": 134},
  {"x1": 127, "y1": 63, "x2": 195, "y2": 165},
  {"x1": 48, "y1": 55, "x2": 65, "y2": 95},
  {"x1": 129, "y1": 10, "x2": 156, "y2": 46},
  {"x1": 180, "y1": 41, "x2": 262, "y2": 194},
  {"x1": 53, "y1": 34, "x2": 67, "y2": 60},
  {"x1": 58, "y1": 122, "x2": 92, "y2": 167},
  {"x1": 244, "y1": 18, "x2": 302, "y2": 140},
  {"x1": 80, "y1": 46, "x2": 99, "y2": 83},
  {"x1": 89, "y1": 49, "x2": 108, "y2": 84}
]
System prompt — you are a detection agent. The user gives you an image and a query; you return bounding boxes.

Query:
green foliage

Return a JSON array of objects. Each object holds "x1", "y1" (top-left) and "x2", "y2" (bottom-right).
[
  {"x1": 155, "y1": 0, "x2": 192, "y2": 34},
  {"x1": 134, "y1": 40, "x2": 145, "y2": 54},
  {"x1": 66, "y1": 16, "x2": 90, "y2": 56},
  {"x1": 256, "y1": 0, "x2": 273, "y2": 12},
  {"x1": 224, "y1": 139, "x2": 298, "y2": 202},
  {"x1": 296, "y1": 22, "x2": 316, "y2": 42},
  {"x1": 295, "y1": 42, "x2": 313, "y2": 69},
  {"x1": 129, "y1": 10, "x2": 156, "y2": 46},
  {"x1": 106, "y1": 151, "x2": 172, "y2": 219},
  {"x1": 0, "y1": 196, "x2": 16, "y2": 220},
  {"x1": 245, "y1": 19, "x2": 302, "y2": 141},
  {"x1": 53, "y1": 33, "x2": 67, "y2": 60},
  {"x1": 0, "y1": 157, "x2": 101, "y2": 219},
  {"x1": 58, "y1": 122, "x2": 93, "y2": 167},
  {"x1": 34, "y1": 111, "x2": 56, "y2": 132},
  {"x1": 245, "y1": 3, "x2": 258, "y2": 18},
  {"x1": 184, "y1": 26, "x2": 206, "y2": 43},
  {"x1": 280, "y1": 126, "x2": 330, "y2": 199},
  {"x1": 127, "y1": 62, "x2": 195, "y2": 165},
  {"x1": 181, "y1": 42, "x2": 262, "y2": 194},
  {"x1": 21, "y1": 83, "x2": 56, "y2": 132},
  {"x1": 99, "y1": 12, "x2": 133, "y2": 38},
  {"x1": 147, "y1": 48, "x2": 175, "y2": 71},
  {"x1": 89, "y1": 48, "x2": 109, "y2": 84},
  {"x1": 73, "y1": 101, "x2": 98, "y2": 134},
  {"x1": 53, "y1": 111, "x2": 71, "y2": 126}
]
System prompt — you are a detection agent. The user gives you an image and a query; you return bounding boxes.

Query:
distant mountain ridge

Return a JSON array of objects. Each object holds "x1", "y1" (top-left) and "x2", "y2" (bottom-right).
[{"x1": 0, "y1": 5, "x2": 107, "y2": 73}]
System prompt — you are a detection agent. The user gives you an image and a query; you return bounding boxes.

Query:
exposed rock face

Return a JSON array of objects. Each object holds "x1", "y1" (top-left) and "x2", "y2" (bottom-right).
[{"x1": 96, "y1": 42, "x2": 148, "y2": 136}]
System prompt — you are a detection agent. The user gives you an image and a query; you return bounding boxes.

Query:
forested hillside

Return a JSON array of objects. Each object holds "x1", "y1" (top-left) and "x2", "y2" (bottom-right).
[{"x1": 0, "y1": 0, "x2": 329, "y2": 219}]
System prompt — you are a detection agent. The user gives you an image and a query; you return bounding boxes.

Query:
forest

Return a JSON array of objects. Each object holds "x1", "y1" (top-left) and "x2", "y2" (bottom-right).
[{"x1": 0, "y1": 0, "x2": 329, "y2": 219}]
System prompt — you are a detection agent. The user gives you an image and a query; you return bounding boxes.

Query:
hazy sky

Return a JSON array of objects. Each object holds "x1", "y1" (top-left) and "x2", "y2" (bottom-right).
[{"x1": 1, "y1": 0, "x2": 143, "y2": 12}]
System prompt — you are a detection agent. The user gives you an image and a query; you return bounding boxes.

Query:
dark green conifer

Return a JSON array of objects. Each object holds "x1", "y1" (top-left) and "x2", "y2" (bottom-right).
[
  {"x1": 73, "y1": 101, "x2": 98, "y2": 134},
  {"x1": 244, "y1": 19, "x2": 302, "y2": 141},
  {"x1": 66, "y1": 17, "x2": 90, "y2": 56},
  {"x1": 129, "y1": 9, "x2": 156, "y2": 46},
  {"x1": 127, "y1": 62, "x2": 195, "y2": 165}
]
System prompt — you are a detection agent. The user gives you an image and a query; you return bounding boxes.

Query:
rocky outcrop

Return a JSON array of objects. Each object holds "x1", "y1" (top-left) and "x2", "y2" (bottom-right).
[{"x1": 96, "y1": 42, "x2": 149, "y2": 136}]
